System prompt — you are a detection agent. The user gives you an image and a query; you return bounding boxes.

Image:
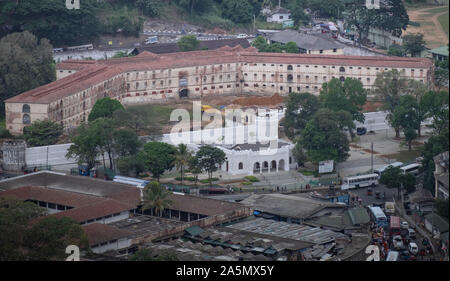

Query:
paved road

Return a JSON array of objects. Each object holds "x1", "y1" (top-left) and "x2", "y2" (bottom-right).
[{"x1": 347, "y1": 183, "x2": 397, "y2": 207}]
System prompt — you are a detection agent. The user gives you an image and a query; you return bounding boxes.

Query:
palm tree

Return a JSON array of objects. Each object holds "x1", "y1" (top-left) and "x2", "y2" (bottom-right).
[
  {"x1": 174, "y1": 143, "x2": 191, "y2": 184},
  {"x1": 141, "y1": 181, "x2": 173, "y2": 217}
]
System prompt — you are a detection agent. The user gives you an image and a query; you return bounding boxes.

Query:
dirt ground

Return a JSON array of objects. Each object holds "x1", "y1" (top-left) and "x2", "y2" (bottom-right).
[{"x1": 404, "y1": 6, "x2": 449, "y2": 49}]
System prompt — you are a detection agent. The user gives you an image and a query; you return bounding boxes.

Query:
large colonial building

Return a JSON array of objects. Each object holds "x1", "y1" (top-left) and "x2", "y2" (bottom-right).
[{"x1": 5, "y1": 45, "x2": 433, "y2": 135}]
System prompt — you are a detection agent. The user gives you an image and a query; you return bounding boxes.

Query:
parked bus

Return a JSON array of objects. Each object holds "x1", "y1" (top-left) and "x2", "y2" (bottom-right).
[
  {"x1": 400, "y1": 163, "x2": 421, "y2": 175},
  {"x1": 374, "y1": 162, "x2": 404, "y2": 176},
  {"x1": 389, "y1": 215, "x2": 401, "y2": 236},
  {"x1": 113, "y1": 175, "x2": 149, "y2": 188},
  {"x1": 368, "y1": 206, "x2": 388, "y2": 228},
  {"x1": 67, "y1": 44, "x2": 94, "y2": 51},
  {"x1": 341, "y1": 173, "x2": 379, "y2": 190}
]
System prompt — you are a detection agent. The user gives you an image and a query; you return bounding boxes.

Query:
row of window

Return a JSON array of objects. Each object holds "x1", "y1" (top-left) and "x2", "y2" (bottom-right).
[{"x1": 80, "y1": 212, "x2": 124, "y2": 226}]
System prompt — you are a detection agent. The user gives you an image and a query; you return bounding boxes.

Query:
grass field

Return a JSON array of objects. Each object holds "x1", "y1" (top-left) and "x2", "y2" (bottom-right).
[
  {"x1": 405, "y1": 5, "x2": 449, "y2": 49},
  {"x1": 438, "y1": 12, "x2": 449, "y2": 37}
]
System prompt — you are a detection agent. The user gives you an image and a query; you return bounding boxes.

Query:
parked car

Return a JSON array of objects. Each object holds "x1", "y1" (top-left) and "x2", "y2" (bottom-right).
[
  {"x1": 401, "y1": 221, "x2": 409, "y2": 229},
  {"x1": 367, "y1": 188, "x2": 373, "y2": 196},
  {"x1": 357, "y1": 127, "x2": 367, "y2": 135},
  {"x1": 393, "y1": 235, "x2": 404, "y2": 250},
  {"x1": 407, "y1": 228, "x2": 416, "y2": 240},
  {"x1": 408, "y1": 242, "x2": 419, "y2": 255},
  {"x1": 237, "y1": 34, "x2": 248, "y2": 38}
]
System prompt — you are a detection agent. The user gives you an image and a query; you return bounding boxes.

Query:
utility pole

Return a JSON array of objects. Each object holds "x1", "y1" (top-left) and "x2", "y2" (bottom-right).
[
  {"x1": 46, "y1": 146, "x2": 49, "y2": 170},
  {"x1": 371, "y1": 142, "x2": 374, "y2": 173}
]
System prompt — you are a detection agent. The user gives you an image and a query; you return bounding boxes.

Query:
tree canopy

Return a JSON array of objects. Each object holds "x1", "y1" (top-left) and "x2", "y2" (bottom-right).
[
  {"x1": 0, "y1": 31, "x2": 55, "y2": 115},
  {"x1": 88, "y1": 97, "x2": 124, "y2": 122},
  {"x1": 402, "y1": 33, "x2": 427, "y2": 57},
  {"x1": 23, "y1": 120, "x2": 63, "y2": 147},
  {"x1": 140, "y1": 142, "x2": 177, "y2": 180},
  {"x1": 284, "y1": 92, "x2": 320, "y2": 139},
  {"x1": 177, "y1": 35, "x2": 200, "y2": 52},
  {"x1": 194, "y1": 145, "x2": 226, "y2": 185},
  {"x1": 0, "y1": 198, "x2": 88, "y2": 261}
]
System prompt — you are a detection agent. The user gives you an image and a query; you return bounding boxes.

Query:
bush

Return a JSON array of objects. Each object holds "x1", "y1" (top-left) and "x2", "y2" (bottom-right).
[
  {"x1": 244, "y1": 176, "x2": 259, "y2": 182},
  {"x1": 0, "y1": 127, "x2": 13, "y2": 138},
  {"x1": 175, "y1": 176, "x2": 196, "y2": 181},
  {"x1": 242, "y1": 181, "x2": 252, "y2": 185},
  {"x1": 199, "y1": 178, "x2": 219, "y2": 184}
]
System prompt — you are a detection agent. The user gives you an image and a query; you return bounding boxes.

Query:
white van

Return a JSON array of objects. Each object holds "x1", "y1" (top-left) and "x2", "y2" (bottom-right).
[
  {"x1": 386, "y1": 250, "x2": 399, "y2": 261},
  {"x1": 145, "y1": 36, "x2": 158, "y2": 45},
  {"x1": 385, "y1": 202, "x2": 395, "y2": 215}
]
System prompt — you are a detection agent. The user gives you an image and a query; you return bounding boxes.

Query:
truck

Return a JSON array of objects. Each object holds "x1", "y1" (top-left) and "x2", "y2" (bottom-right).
[{"x1": 145, "y1": 36, "x2": 158, "y2": 45}]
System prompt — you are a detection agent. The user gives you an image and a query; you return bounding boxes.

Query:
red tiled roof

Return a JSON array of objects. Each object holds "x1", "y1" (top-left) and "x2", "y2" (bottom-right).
[
  {"x1": 82, "y1": 223, "x2": 132, "y2": 246},
  {"x1": 5, "y1": 65, "x2": 124, "y2": 104},
  {"x1": 56, "y1": 60, "x2": 97, "y2": 70},
  {"x1": 0, "y1": 186, "x2": 105, "y2": 207},
  {"x1": 51, "y1": 199, "x2": 134, "y2": 223},
  {"x1": 5, "y1": 47, "x2": 433, "y2": 104}
]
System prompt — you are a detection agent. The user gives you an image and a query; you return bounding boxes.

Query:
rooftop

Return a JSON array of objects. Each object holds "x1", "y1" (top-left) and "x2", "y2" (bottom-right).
[
  {"x1": 6, "y1": 46, "x2": 433, "y2": 105},
  {"x1": 429, "y1": 45, "x2": 449, "y2": 57},
  {"x1": 240, "y1": 193, "x2": 343, "y2": 219},
  {"x1": 227, "y1": 217, "x2": 348, "y2": 245},
  {"x1": 83, "y1": 223, "x2": 133, "y2": 246},
  {"x1": 424, "y1": 213, "x2": 449, "y2": 233},
  {"x1": 269, "y1": 29, "x2": 341, "y2": 51}
]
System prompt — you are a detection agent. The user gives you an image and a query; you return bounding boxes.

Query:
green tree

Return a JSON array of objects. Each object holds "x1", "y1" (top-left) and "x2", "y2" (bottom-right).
[
  {"x1": 420, "y1": 91, "x2": 449, "y2": 135},
  {"x1": 174, "y1": 143, "x2": 192, "y2": 184},
  {"x1": 403, "y1": 127, "x2": 417, "y2": 151},
  {"x1": 289, "y1": 0, "x2": 310, "y2": 26},
  {"x1": 176, "y1": 0, "x2": 211, "y2": 15},
  {"x1": 284, "y1": 92, "x2": 320, "y2": 139},
  {"x1": 24, "y1": 217, "x2": 88, "y2": 261},
  {"x1": 380, "y1": 166, "x2": 403, "y2": 188},
  {"x1": 188, "y1": 154, "x2": 203, "y2": 185},
  {"x1": 66, "y1": 122, "x2": 103, "y2": 172},
  {"x1": 141, "y1": 142, "x2": 176, "y2": 181},
  {"x1": 402, "y1": 33, "x2": 426, "y2": 57},
  {"x1": 23, "y1": 120, "x2": 63, "y2": 147},
  {"x1": 320, "y1": 77, "x2": 367, "y2": 138},
  {"x1": 388, "y1": 44, "x2": 405, "y2": 57},
  {"x1": 88, "y1": 97, "x2": 124, "y2": 122},
  {"x1": 112, "y1": 129, "x2": 141, "y2": 157},
  {"x1": 421, "y1": 128, "x2": 449, "y2": 194},
  {"x1": 177, "y1": 35, "x2": 200, "y2": 52},
  {"x1": 113, "y1": 105, "x2": 158, "y2": 135},
  {"x1": 117, "y1": 154, "x2": 146, "y2": 177},
  {"x1": 0, "y1": 198, "x2": 46, "y2": 261},
  {"x1": 284, "y1": 42, "x2": 299, "y2": 53},
  {"x1": 292, "y1": 141, "x2": 307, "y2": 167},
  {"x1": 251, "y1": 36, "x2": 269, "y2": 52},
  {"x1": 222, "y1": 0, "x2": 253, "y2": 24},
  {"x1": 0, "y1": 31, "x2": 55, "y2": 114},
  {"x1": 372, "y1": 69, "x2": 409, "y2": 138},
  {"x1": 308, "y1": 0, "x2": 343, "y2": 19},
  {"x1": 195, "y1": 145, "x2": 226, "y2": 185},
  {"x1": 400, "y1": 173, "x2": 416, "y2": 193},
  {"x1": 298, "y1": 108, "x2": 350, "y2": 163},
  {"x1": 0, "y1": 0, "x2": 102, "y2": 46},
  {"x1": 142, "y1": 181, "x2": 174, "y2": 216},
  {"x1": 136, "y1": 0, "x2": 162, "y2": 17}
]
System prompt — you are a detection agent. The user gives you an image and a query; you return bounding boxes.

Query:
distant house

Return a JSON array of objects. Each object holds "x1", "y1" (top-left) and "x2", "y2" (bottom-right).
[
  {"x1": 429, "y1": 46, "x2": 449, "y2": 62},
  {"x1": 424, "y1": 213, "x2": 449, "y2": 239},
  {"x1": 266, "y1": 7, "x2": 291, "y2": 23},
  {"x1": 409, "y1": 188, "x2": 434, "y2": 216},
  {"x1": 268, "y1": 29, "x2": 344, "y2": 55},
  {"x1": 434, "y1": 151, "x2": 449, "y2": 200}
]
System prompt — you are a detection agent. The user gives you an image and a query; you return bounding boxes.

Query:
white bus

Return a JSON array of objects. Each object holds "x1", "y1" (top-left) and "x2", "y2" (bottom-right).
[
  {"x1": 400, "y1": 163, "x2": 421, "y2": 175},
  {"x1": 374, "y1": 162, "x2": 404, "y2": 176},
  {"x1": 341, "y1": 173, "x2": 379, "y2": 190},
  {"x1": 368, "y1": 206, "x2": 388, "y2": 227}
]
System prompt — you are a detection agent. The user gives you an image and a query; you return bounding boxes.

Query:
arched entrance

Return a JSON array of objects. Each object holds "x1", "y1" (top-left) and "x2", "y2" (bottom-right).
[
  {"x1": 253, "y1": 162, "x2": 260, "y2": 173},
  {"x1": 270, "y1": 160, "x2": 277, "y2": 172},
  {"x1": 179, "y1": 88, "x2": 189, "y2": 98},
  {"x1": 262, "y1": 161, "x2": 269, "y2": 172},
  {"x1": 279, "y1": 159, "x2": 285, "y2": 171}
]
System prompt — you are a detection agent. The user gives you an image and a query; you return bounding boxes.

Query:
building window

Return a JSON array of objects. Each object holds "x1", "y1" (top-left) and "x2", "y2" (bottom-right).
[
  {"x1": 333, "y1": 48, "x2": 337, "y2": 52},
  {"x1": 340, "y1": 76, "x2": 345, "y2": 82},
  {"x1": 23, "y1": 114, "x2": 31, "y2": 124},
  {"x1": 339, "y1": 67, "x2": 345, "y2": 72},
  {"x1": 287, "y1": 65, "x2": 293, "y2": 70},
  {"x1": 320, "y1": 50, "x2": 323, "y2": 54},
  {"x1": 22, "y1": 104, "x2": 30, "y2": 113},
  {"x1": 238, "y1": 162, "x2": 243, "y2": 170}
]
